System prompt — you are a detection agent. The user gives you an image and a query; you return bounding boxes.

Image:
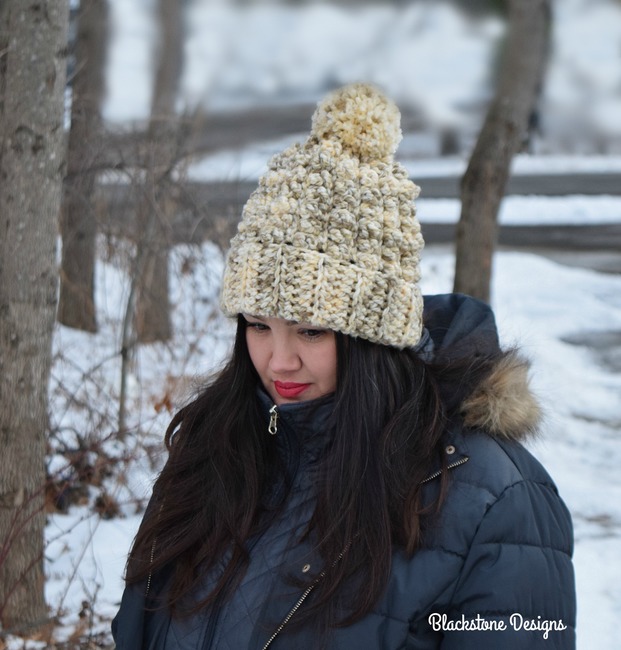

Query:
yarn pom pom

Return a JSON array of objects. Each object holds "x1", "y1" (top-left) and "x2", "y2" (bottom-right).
[{"x1": 310, "y1": 83, "x2": 402, "y2": 162}]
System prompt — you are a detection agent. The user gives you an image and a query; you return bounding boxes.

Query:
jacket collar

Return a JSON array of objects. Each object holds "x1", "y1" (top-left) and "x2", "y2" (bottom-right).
[{"x1": 256, "y1": 389, "x2": 335, "y2": 462}]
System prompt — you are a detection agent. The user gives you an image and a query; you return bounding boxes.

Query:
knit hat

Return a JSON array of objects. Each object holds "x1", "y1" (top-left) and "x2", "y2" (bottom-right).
[{"x1": 220, "y1": 83, "x2": 424, "y2": 348}]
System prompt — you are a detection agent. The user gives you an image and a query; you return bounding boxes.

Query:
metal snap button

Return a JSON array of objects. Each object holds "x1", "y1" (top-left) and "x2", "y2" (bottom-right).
[{"x1": 445, "y1": 445, "x2": 456, "y2": 455}]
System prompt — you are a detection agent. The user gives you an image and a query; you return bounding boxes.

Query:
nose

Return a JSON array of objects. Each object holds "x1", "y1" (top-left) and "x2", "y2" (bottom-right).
[{"x1": 269, "y1": 337, "x2": 302, "y2": 375}]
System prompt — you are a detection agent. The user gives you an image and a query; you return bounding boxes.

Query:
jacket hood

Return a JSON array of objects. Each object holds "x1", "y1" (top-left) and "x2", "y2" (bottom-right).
[{"x1": 423, "y1": 294, "x2": 541, "y2": 441}]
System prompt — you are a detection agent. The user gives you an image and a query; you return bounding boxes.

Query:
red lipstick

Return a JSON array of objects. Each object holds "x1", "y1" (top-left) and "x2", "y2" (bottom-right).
[{"x1": 274, "y1": 381, "x2": 311, "y2": 398}]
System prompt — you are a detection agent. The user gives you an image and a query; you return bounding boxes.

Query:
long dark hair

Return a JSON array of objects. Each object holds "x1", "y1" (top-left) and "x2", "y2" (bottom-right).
[{"x1": 126, "y1": 315, "x2": 499, "y2": 628}]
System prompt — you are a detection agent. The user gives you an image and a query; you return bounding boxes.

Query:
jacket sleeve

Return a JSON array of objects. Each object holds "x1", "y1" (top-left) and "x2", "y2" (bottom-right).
[
  {"x1": 111, "y1": 579, "x2": 147, "y2": 649},
  {"x1": 111, "y1": 493, "x2": 167, "y2": 648},
  {"x1": 437, "y1": 476, "x2": 576, "y2": 650}
]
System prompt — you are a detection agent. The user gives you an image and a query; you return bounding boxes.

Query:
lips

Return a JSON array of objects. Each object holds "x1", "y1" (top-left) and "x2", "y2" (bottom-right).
[{"x1": 274, "y1": 381, "x2": 311, "y2": 398}]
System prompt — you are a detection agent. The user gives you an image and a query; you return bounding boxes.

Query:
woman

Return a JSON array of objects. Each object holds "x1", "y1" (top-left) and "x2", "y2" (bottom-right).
[{"x1": 113, "y1": 84, "x2": 575, "y2": 649}]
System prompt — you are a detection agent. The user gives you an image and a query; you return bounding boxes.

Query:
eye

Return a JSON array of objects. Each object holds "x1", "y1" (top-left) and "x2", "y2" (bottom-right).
[
  {"x1": 245, "y1": 320, "x2": 269, "y2": 332},
  {"x1": 299, "y1": 328, "x2": 326, "y2": 340}
]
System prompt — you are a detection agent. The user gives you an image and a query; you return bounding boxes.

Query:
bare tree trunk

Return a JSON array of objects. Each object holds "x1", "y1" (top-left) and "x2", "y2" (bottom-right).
[
  {"x1": 453, "y1": 0, "x2": 551, "y2": 302},
  {"x1": 134, "y1": 0, "x2": 184, "y2": 343},
  {"x1": 0, "y1": 0, "x2": 69, "y2": 633},
  {"x1": 58, "y1": 0, "x2": 109, "y2": 332}
]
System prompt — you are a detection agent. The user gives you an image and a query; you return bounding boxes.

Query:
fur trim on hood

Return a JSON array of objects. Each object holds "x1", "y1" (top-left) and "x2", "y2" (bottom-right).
[
  {"x1": 460, "y1": 350, "x2": 542, "y2": 441},
  {"x1": 423, "y1": 294, "x2": 542, "y2": 442}
]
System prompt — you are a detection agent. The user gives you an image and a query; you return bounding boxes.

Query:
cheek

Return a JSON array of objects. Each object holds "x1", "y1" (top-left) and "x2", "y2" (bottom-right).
[
  {"x1": 316, "y1": 340, "x2": 337, "y2": 389},
  {"x1": 246, "y1": 333, "x2": 268, "y2": 376}
]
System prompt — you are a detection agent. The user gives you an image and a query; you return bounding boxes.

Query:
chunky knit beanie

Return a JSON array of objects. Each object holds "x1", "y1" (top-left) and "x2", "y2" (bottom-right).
[{"x1": 220, "y1": 83, "x2": 424, "y2": 348}]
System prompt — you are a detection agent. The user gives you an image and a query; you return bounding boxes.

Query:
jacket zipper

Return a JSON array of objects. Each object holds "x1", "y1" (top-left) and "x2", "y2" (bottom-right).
[
  {"x1": 261, "y1": 540, "x2": 352, "y2": 650},
  {"x1": 268, "y1": 405, "x2": 278, "y2": 435},
  {"x1": 261, "y1": 581, "x2": 318, "y2": 650},
  {"x1": 145, "y1": 503, "x2": 164, "y2": 597},
  {"x1": 145, "y1": 538, "x2": 157, "y2": 596},
  {"x1": 420, "y1": 456, "x2": 469, "y2": 484},
  {"x1": 261, "y1": 457, "x2": 470, "y2": 646}
]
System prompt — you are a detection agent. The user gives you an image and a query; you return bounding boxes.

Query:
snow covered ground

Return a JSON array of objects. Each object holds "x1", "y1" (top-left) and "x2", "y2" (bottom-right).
[{"x1": 6, "y1": 0, "x2": 621, "y2": 647}]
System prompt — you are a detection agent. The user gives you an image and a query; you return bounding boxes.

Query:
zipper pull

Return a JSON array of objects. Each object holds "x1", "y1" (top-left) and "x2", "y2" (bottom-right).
[{"x1": 268, "y1": 404, "x2": 278, "y2": 435}]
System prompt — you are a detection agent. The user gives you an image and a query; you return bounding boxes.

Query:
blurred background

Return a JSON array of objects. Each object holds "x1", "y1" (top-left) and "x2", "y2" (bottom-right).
[{"x1": 102, "y1": 0, "x2": 621, "y2": 156}]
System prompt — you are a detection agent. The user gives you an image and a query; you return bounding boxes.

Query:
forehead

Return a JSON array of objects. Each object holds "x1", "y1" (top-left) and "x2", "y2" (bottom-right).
[
  {"x1": 243, "y1": 314, "x2": 328, "y2": 329},
  {"x1": 243, "y1": 314, "x2": 297, "y2": 326}
]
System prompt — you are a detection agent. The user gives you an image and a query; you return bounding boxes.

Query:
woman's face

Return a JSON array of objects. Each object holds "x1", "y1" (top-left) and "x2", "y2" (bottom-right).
[{"x1": 243, "y1": 314, "x2": 337, "y2": 405}]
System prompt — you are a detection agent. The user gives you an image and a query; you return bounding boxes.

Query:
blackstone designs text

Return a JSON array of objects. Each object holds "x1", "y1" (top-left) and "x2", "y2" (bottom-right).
[{"x1": 428, "y1": 613, "x2": 568, "y2": 640}]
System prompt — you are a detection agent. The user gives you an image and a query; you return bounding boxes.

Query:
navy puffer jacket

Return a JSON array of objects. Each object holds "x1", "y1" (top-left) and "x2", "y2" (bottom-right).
[{"x1": 112, "y1": 294, "x2": 576, "y2": 649}]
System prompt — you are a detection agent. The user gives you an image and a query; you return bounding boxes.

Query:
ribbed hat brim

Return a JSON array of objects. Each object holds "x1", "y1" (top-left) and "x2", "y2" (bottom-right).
[{"x1": 221, "y1": 241, "x2": 423, "y2": 348}]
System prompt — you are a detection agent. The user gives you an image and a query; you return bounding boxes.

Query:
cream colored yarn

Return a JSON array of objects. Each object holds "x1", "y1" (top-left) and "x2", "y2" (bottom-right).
[{"x1": 220, "y1": 83, "x2": 425, "y2": 348}]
